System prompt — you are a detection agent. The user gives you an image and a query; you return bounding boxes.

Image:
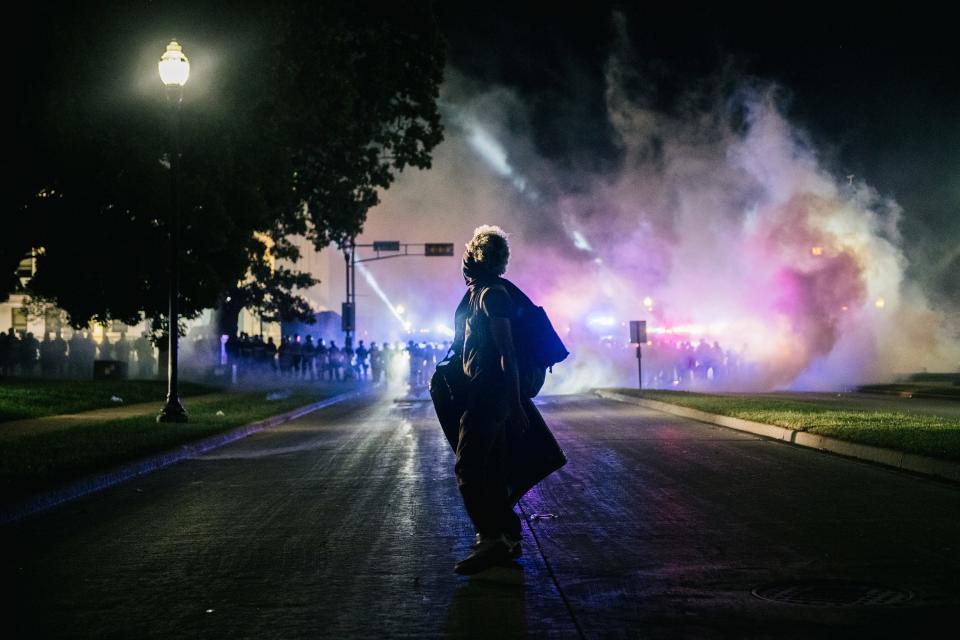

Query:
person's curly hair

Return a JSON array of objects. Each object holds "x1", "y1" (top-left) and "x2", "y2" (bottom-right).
[{"x1": 464, "y1": 225, "x2": 510, "y2": 275}]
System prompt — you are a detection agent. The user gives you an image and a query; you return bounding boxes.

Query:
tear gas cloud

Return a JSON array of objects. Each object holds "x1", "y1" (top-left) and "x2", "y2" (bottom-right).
[{"x1": 353, "y1": 48, "x2": 959, "y2": 393}]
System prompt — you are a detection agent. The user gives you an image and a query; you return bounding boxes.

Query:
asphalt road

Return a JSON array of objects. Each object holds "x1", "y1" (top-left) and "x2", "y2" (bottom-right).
[{"x1": 4, "y1": 393, "x2": 959, "y2": 639}]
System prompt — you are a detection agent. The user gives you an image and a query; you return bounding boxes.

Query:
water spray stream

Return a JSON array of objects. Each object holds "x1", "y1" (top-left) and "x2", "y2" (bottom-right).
[{"x1": 356, "y1": 263, "x2": 407, "y2": 328}]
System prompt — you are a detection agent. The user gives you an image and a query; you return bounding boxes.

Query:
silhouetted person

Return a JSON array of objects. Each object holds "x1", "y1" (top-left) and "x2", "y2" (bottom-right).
[
  {"x1": 264, "y1": 336, "x2": 276, "y2": 373},
  {"x1": 356, "y1": 340, "x2": 369, "y2": 380},
  {"x1": 66, "y1": 330, "x2": 80, "y2": 377},
  {"x1": 423, "y1": 342, "x2": 437, "y2": 385},
  {"x1": 452, "y1": 225, "x2": 527, "y2": 574},
  {"x1": 710, "y1": 341, "x2": 725, "y2": 382},
  {"x1": 6, "y1": 330, "x2": 20, "y2": 375},
  {"x1": 134, "y1": 332, "x2": 155, "y2": 378},
  {"x1": 225, "y1": 333, "x2": 240, "y2": 368},
  {"x1": 328, "y1": 341, "x2": 341, "y2": 381},
  {"x1": 682, "y1": 341, "x2": 695, "y2": 384},
  {"x1": 0, "y1": 329, "x2": 12, "y2": 376},
  {"x1": 343, "y1": 339, "x2": 355, "y2": 381},
  {"x1": 369, "y1": 342, "x2": 383, "y2": 384},
  {"x1": 20, "y1": 332, "x2": 39, "y2": 377},
  {"x1": 406, "y1": 340, "x2": 420, "y2": 387},
  {"x1": 115, "y1": 331, "x2": 131, "y2": 368},
  {"x1": 696, "y1": 339, "x2": 711, "y2": 381},
  {"x1": 383, "y1": 343, "x2": 395, "y2": 382},
  {"x1": 277, "y1": 336, "x2": 291, "y2": 376},
  {"x1": 316, "y1": 338, "x2": 329, "y2": 380},
  {"x1": 239, "y1": 332, "x2": 254, "y2": 373},
  {"x1": 99, "y1": 334, "x2": 114, "y2": 361},
  {"x1": 301, "y1": 335, "x2": 316, "y2": 379},
  {"x1": 53, "y1": 330, "x2": 68, "y2": 377},
  {"x1": 40, "y1": 333, "x2": 57, "y2": 376},
  {"x1": 251, "y1": 335, "x2": 266, "y2": 372},
  {"x1": 82, "y1": 331, "x2": 97, "y2": 378}
]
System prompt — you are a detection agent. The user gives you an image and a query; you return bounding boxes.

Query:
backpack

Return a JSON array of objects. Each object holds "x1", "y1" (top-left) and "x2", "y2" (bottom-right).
[{"x1": 500, "y1": 279, "x2": 569, "y2": 397}]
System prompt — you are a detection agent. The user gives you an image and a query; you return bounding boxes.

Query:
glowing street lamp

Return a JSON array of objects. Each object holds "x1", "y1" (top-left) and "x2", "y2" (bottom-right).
[
  {"x1": 158, "y1": 40, "x2": 190, "y2": 88},
  {"x1": 157, "y1": 40, "x2": 190, "y2": 423}
]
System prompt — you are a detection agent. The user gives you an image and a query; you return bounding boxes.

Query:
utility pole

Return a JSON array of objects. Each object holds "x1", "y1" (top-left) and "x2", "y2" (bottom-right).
[{"x1": 342, "y1": 239, "x2": 357, "y2": 346}]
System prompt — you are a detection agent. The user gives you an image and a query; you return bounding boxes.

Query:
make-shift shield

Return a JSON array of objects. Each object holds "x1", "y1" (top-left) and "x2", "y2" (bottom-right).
[{"x1": 429, "y1": 356, "x2": 567, "y2": 504}]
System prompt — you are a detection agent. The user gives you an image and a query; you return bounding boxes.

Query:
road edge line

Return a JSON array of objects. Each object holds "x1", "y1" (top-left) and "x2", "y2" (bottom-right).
[
  {"x1": 594, "y1": 389, "x2": 960, "y2": 484},
  {"x1": 1, "y1": 389, "x2": 365, "y2": 526}
]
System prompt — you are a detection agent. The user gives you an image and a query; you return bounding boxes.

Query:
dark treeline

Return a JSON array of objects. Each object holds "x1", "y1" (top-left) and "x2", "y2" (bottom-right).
[{"x1": 4, "y1": 0, "x2": 445, "y2": 342}]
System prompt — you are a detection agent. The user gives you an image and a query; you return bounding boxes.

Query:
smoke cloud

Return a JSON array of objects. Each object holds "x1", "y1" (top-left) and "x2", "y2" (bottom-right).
[{"x1": 353, "y1": 27, "x2": 960, "y2": 393}]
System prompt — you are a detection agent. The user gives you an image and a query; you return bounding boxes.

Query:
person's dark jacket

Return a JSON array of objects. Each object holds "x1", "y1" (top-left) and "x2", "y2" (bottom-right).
[{"x1": 430, "y1": 279, "x2": 567, "y2": 504}]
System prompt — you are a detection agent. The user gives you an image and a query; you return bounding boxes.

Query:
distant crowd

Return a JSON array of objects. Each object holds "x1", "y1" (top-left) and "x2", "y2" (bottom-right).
[
  {"x1": 2, "y1": 325, "x2": 761, "y2": 391},
  {"x1": 0, "y1": 328, "x2": 157, "y2": 378},
  {"x1": 641, "y1": 338, "x2": 752, "y2": 388},
  {"x1": 215, "y1": 333, "x2": 453, "y2": 386},
  {"x1": 0, "y1": 326, "x2": 462, "y2": 387}
]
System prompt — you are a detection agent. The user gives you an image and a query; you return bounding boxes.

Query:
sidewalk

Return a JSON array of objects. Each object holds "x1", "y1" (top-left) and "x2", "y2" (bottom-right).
[{"x1": 0, "y1": 395, "x2": 223, "y2": 439}]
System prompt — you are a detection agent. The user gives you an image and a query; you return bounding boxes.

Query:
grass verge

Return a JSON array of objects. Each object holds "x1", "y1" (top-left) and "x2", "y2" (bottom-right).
[
  {"x1": 0, "y1": 378, "x2": 217, "y2": 422},
  {"x1": 608, "y1": 389, "x2": 960, "y2": 463},
  {"x1": 0, "y1": 385, "x2": 345, "y2": 504}
]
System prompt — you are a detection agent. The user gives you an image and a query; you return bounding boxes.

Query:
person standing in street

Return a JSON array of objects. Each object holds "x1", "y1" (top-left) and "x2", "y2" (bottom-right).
[
  {"x1": 452, "y1": 225, "x2": 528, "y2": 575},
  {"x1": 356, "y1": 340, "x2": 369, "y2": 381}
]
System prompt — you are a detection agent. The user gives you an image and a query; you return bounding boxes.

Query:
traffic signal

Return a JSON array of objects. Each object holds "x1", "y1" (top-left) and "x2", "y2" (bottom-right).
[
  {"x1": 425, "y1": 243, "x2": 454, "y2": 256},
  {"x1": 341, "y1": 302, "x2": 355, "y2": 332},
  {"x1": 373, "y1": 241, "x2": 400, "y2": 252}
]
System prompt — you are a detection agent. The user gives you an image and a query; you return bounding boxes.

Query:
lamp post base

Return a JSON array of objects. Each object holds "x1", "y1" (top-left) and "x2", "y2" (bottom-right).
[{"x1": 157, "y1": 397, "x2": 189, "y2": 423}]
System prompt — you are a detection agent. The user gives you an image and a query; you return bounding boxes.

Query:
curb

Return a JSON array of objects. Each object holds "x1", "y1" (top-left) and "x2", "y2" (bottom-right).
[
  {"x1": 1, "y1": 389, "x2": 366, "y2": 526},
  {"x1": 594, "y1": 389, "x2": 960, "y2": 484}
]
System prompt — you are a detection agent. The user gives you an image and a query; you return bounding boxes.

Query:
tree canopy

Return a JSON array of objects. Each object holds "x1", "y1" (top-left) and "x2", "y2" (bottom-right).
[{"x1": 4, "y1": 0, "x2": 445, "y2": 333}]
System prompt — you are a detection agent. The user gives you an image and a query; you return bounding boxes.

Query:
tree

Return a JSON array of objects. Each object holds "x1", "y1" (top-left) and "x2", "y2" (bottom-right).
[
  {"x1": 276, "y1": 2, "x2": 446, "y2": 248},
  {"x1": 7, "y1": 0, "x2": 445, "y2": 336}
]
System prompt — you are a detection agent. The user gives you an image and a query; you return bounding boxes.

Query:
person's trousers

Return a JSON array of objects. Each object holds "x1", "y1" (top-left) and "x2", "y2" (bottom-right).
[{"x1": 455, "y1": 381, "x2": 522, "y2": 540}]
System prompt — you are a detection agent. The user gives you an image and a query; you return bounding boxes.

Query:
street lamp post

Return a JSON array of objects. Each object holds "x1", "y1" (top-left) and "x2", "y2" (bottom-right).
[{"x1": 157, "y1": 40, "x2": 190, "y2": 423}]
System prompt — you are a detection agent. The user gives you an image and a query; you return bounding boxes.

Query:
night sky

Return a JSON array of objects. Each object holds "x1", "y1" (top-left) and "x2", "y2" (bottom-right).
[{"x1": 438, "y1": 3, "x2": 960, "y2": 306}]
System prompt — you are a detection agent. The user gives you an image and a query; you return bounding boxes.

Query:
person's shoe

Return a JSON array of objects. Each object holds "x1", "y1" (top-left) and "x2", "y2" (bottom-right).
[
  {"x1": 455, "y1": 535, "x2": 511, "y2": 575},
  {"x1": 475, "y1": 532, "x2": 522, "y2": 558}
]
